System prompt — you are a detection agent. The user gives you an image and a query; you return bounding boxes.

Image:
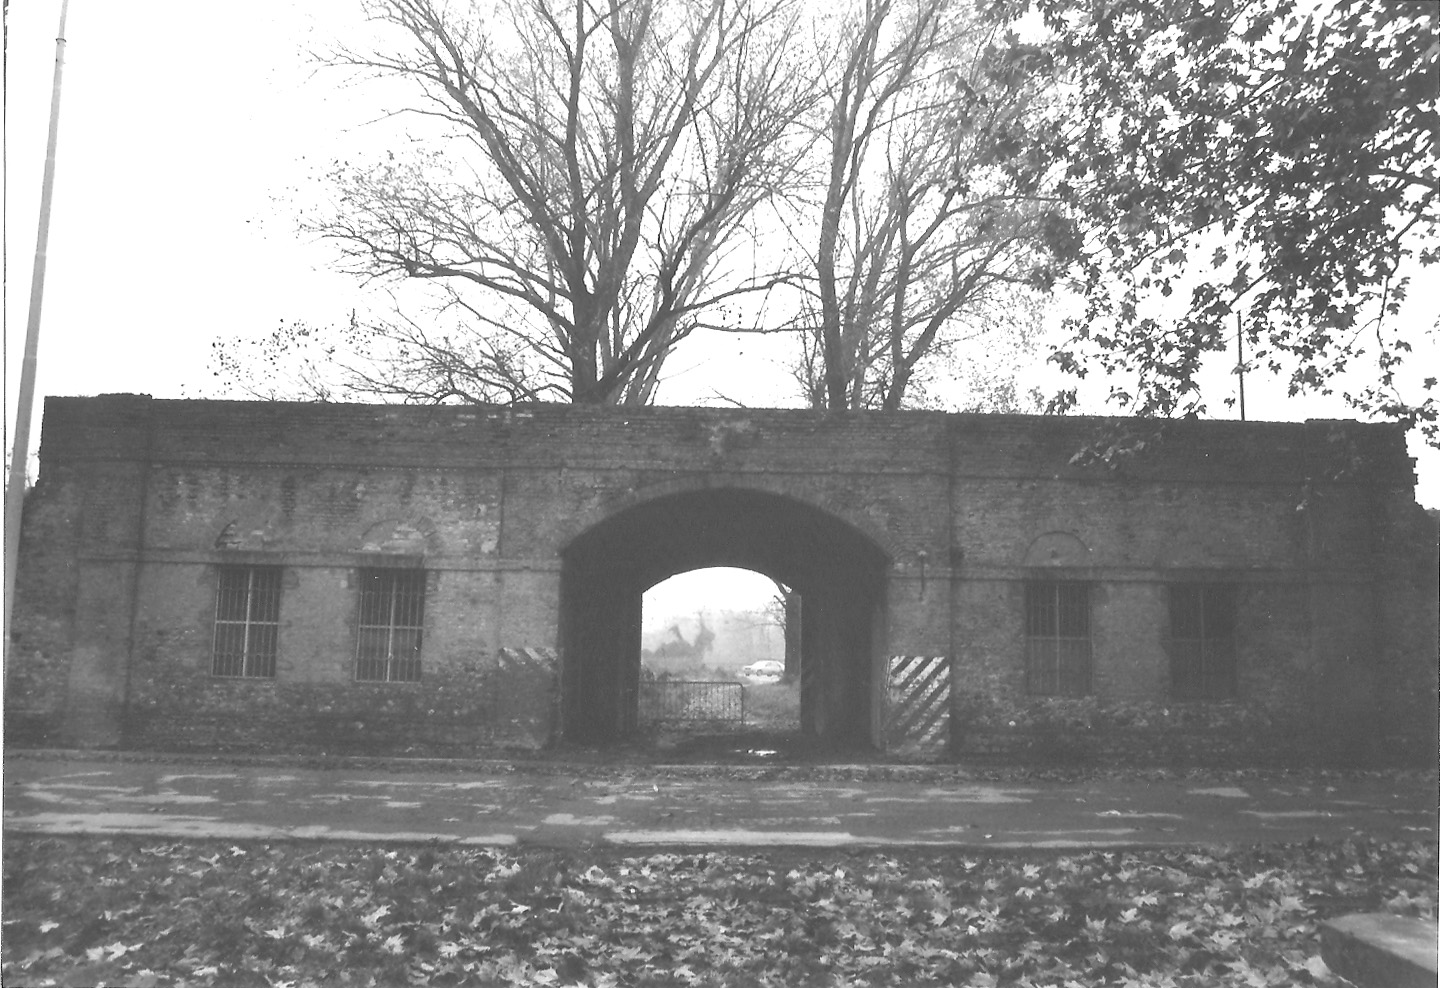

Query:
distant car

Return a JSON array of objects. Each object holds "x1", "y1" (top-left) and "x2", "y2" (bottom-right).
[{"x1": 739, "y1": 660, "x2": 785, "y2": 683}]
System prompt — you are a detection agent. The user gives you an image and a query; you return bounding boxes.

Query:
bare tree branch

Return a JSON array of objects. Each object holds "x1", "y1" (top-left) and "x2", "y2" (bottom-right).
[
  {"x1": 797, "y1": 0, "x2": 1076, "y2": 411},
  {"x1": 303, "y1": 0, "x2": 819, "y2": 406}
]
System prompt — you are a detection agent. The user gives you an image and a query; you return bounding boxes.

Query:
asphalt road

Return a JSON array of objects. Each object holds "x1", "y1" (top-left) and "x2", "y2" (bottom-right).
[{"x1": 4, "y1": 755, "x2": 1434, "y2": 850}]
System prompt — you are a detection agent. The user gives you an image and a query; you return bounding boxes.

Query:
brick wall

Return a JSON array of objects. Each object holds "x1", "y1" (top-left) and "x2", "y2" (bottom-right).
[{"x1": 6, "y1": 396, "x2": 1433, "y2": 764}]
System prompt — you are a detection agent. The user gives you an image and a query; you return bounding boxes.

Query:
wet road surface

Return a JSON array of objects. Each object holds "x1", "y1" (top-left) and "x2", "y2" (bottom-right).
[{"x1": 5, "y1": 756, "x2": 1434, "y2": 849}]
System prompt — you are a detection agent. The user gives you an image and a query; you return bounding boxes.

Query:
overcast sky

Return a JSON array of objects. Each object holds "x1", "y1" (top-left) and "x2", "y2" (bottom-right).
[{"x1": 6, "y1": 0, "x2": 1437, "y2": 509}]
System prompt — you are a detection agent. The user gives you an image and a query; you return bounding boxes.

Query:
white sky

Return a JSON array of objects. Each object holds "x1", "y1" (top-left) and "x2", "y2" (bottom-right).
[
  {"x1": 643, "y1": 567, "x2": 778, "y2": 635},
  {"x1": 5, "y1": 1, "x2": 1438, "y2": 508}
]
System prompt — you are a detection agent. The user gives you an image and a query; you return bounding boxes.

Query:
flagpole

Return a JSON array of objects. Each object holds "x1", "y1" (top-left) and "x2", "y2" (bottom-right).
[{"x1": 5, "y1": 0, "x2": 71, "y2": 644}]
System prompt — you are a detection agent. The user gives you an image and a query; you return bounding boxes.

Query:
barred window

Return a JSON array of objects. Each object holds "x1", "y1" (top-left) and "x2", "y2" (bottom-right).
[
  {"x1": 356, "y1": 568, "x2": 425, "y2": 682},
  {"x1": 1168, "y1": 584, "x2": 1237, "y2": 700},
  {"x1": 213, "y1": 566, "x2": 281, "y2": 678},
  {"x1": 1024, "y1": 582, "x2": 1091, "y2": 696}
]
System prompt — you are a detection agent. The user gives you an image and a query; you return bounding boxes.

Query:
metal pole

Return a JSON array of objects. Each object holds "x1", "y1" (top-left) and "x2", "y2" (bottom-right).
[
  {"x1": 1236, "y1": 310, "x2": 1247, "y2": 422},
  {"x1": 5, "y1": 0, "x2": 71, "y2": 642}
]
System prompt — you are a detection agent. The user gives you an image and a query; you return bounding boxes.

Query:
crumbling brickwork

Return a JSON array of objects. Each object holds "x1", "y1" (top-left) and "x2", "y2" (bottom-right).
[{"x1": 6, "y1": 395, "x2": 1434, "y2": 764}]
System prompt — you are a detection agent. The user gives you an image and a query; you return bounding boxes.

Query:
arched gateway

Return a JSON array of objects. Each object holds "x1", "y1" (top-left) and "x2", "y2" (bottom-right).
[
  {"x1": 560, "y1": 488, "x2": 890, "y2": 745},
  {"x1": 7, "y1": 397, "x2": 1433, "y2": 765}
]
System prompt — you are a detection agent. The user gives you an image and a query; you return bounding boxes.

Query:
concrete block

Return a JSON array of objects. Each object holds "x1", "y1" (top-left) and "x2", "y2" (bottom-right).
[{"x1": 1320, "y1": 913, "x2": 1438, "y2": 988}]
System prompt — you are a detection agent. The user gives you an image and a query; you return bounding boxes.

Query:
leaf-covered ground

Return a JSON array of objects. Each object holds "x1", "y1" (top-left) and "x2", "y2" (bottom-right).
[{"x1": 2, "y1": 835, "x2": 1433, "y2": 987}]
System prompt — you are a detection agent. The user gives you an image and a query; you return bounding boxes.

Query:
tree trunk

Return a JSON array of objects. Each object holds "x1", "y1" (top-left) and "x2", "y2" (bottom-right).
[{"x1": 782, "y1": 590, "x2": 801, "y2": 682}]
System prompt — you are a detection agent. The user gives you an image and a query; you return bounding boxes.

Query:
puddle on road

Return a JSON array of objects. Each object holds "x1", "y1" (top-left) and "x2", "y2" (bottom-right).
[
  {"x1": 1188, "y1": 787, "x2": 1250, "y2": 798},
  {"x1": 602, "y1": 830, "x2": 1008, "y2": 848},
  {"x1": 608, "y1": 829, "x2": 860, "y2": 847},
  {"x1": 8, "y1": 812, "x2": 267, "y2": 838},
  {"x1": 48, "y1": 771, "x2": 114, "y2": 780},
  {"x1": 991, "y1": 839, "x2": 1140, "y2": 849},
  {"x1": 6, "y1": 811, "x2": 518, "y2": 846},
  {"x1": 384, "y1": 801, "x2": 423, "y2": 809},
  {"x1": 16, "y1": 782, "x2": 162, "y2": 806},
  {"x1": 16, "y1": 789, "x2": 89, "y2": 804},
  {"x1": 344, "y1": 779, "x2": 509, "y2": 791},
  {"x1": 1000, "y1": 827, "x2": 1139, "y2": 837},
  {"x1": 864, "y1": 787, "x2": 1036, "y2": 805},
  {"x1": 278, "y1": 825, "x2": 514, "y2": 844},
  {"x1": 967, "y1": 828, "x2": 1148, "y2": 847},
  {"x1": 1239, "y1": 810, "x2": 1336, "y2": 820},
  {"x1": 748, "y1": 816, "x2": 843, "y2": 827},
  {"x1": 542, "y1": 813, "x2": 618, "y2": 827},
  {"x1": 158, "y1": 774, "x2": 238, "y2": 784},
  {"x1": 135, "y1": 793, "x2": 219, "y2": 805},
  {"x1": 279, "y1": 826, "x2": 516, "y2": 845},
  {"x1": 1097, "y1": 810, "x2": 1182, "y2": 819}
]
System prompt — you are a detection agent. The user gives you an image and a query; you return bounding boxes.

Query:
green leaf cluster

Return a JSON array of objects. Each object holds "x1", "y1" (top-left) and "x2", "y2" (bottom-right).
[{"x1": 1000, "y1": 0, "x2": 1438, "y2": 442}]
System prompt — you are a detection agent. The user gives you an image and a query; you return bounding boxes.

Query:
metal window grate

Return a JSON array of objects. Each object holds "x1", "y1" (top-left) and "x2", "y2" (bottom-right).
[
  {"x1": 1168, "y1": 584, "x2": 1237, "y2": 700},
  {"x1": 355, "y1": 568, "x2": 425, "y2": 682},
  {"x1": 213, "y1": 566, "x2": 281, "y2": 678},
  {"x1": 1024, "y1": 582, "x2": 1091, "y2": 696}
]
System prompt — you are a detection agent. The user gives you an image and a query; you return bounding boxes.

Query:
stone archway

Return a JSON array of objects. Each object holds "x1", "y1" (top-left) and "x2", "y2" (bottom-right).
[{"x1": 559, "y1": 487, "x2": 890, "y2": 747}]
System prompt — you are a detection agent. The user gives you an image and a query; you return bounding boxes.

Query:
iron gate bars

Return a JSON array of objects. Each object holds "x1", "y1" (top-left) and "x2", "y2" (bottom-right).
[{"x1": 638, "y1": 680, "x2": 745, "y2": 724}]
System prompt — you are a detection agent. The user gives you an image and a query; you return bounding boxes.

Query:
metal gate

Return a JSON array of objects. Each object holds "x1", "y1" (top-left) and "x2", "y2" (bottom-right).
[{"x1": 638, "y1": 681, "x2": 745, "y2": 725}]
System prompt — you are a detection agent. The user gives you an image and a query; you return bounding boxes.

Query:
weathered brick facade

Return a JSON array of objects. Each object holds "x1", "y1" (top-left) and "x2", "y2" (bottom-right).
[{"x1": 6, "y1": 395, "x2": 1435, "y2": 764}]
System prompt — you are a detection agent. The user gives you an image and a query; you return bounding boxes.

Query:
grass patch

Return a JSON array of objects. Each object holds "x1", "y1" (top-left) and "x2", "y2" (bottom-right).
[
  {"x1": 2, "y1": 835, "x2": 1433, "y2": 986},
  {"x1": 744, "y1": 680, "x2": 799, "y2": 732}
]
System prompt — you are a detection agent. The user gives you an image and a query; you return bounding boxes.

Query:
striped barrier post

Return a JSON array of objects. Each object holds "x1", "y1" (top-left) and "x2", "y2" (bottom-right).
[{"x1": 886, "y1": 654, "x2": 951, "y2": 755}]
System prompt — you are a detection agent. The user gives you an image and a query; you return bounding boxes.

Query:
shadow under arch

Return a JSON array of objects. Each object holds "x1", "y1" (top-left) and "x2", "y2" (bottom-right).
[{"x1": 559, "y1": 487, "x2": 891, "y2": 747}]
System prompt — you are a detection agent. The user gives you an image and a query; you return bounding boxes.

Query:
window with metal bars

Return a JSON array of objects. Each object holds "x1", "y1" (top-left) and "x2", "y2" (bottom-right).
[
  {"x1": 355, "y1": 568, "x2": 425, "y2": 682},
  {"x1": 212, "y1": 566, "x2": 281, "y2": 678},
  {"x1": 1167, "y1": 584, "x2": 1237, "y2": 700},
  {"x1": 1024, "y1": 582, "x2": 1091, "y2": 696}
]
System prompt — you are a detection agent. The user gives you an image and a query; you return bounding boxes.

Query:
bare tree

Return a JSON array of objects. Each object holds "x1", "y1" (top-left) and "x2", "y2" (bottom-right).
[
  {"x1": 789, "y1": 0, "x2": 1078, "y2": 410},
  {"x1": 763, "y1": 579, "x2": 800, "y2": 681},
  {"x1": 313, "y1": 0, "x2": 818, "y2": 405}
]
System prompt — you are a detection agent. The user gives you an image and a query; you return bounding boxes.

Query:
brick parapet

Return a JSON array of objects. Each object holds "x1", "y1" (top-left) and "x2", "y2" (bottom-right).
[{"x1": 36, "y1": 397, "x2": 1416, "y2": 487}]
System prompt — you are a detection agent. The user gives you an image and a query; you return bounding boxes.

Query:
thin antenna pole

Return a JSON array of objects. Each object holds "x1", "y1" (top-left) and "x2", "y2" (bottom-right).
[
  {"x1": 5, "y1": 0, "x2": 71, "y2": 642},
  {"x1": 1236, "y1": 309, "x2": 1247, "y2": 422}
]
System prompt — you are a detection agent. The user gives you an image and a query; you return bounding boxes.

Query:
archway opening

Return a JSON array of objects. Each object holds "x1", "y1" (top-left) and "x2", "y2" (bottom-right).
[
  {"x1": 640, "y1": 567, "x2": 798, "y2": 745},
  {"x1": 560, "y1": 488, "x2": 889, "y2": 752}
]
